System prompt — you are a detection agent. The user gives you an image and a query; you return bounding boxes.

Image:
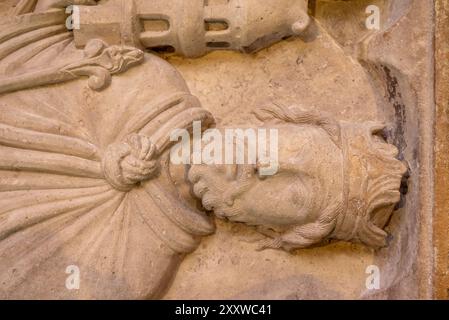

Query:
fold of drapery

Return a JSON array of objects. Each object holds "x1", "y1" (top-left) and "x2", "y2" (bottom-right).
[
  {"x1": 0, "y1": 9, "x2": 70, "y2": 74},
  {"x1": 0, "y1": 55, "x2": 215, "y2": 299}
]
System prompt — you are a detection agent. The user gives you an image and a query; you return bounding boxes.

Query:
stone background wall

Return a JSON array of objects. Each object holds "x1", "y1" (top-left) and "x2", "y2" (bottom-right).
[
  {"x1": 163, "y1": 0, "x2": 435, "y2": 299},
  {"x1": 164, "y1": 16, "x2": 378, "y2": 300},
  {"x1": 0, "y1": 0, "x2": 442, "y2": 299}
]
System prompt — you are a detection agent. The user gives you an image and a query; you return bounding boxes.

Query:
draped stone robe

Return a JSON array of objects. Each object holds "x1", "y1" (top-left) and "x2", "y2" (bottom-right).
[{"x1": 0, "y1": 3, "x2": 215, "y2": 299}]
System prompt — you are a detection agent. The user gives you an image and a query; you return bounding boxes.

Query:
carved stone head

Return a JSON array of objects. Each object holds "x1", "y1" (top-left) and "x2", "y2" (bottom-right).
[{"x1": 188, "y1": 105, "x2": 407, "y2": 251}]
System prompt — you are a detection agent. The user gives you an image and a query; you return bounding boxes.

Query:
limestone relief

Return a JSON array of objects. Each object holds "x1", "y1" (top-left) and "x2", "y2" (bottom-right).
[
  {"x1": 0, "y1": 0, "x2": 441, "y2": 300},
  {"x1": 188, "y1": 105, "x2": 406, "y2": 251}
]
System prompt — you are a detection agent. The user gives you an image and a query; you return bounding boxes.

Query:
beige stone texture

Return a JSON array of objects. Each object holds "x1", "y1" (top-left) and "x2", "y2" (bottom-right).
[
  {"x1": 0, "y1": 0, "x2": 443, "y2": 300},
  {"x1": 434, "y1": 0, "x2": 449, "y2": 300}
]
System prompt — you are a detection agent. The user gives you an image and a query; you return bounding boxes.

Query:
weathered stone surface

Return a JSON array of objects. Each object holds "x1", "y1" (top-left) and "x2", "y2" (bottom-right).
[
  {"x1": 0, "y1": 0, "x2": 443, "y2": 300},
  {"x1": 434, "y1": 0, "x2": 449, "y2": 300}
]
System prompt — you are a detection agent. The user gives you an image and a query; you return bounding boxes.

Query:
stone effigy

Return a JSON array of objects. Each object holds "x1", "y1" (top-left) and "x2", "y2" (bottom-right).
[
  {"x1": 0, "y1": 51, "x2": 217, "y2": 299},
  {"x1": 0, "y1": 0, "x2": 439, "y2": 299}
]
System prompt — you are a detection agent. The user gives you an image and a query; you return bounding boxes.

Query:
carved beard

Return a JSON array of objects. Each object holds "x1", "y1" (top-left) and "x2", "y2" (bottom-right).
[{"x1": 189, "y1": 163, "x2": 257, "y2": 222}]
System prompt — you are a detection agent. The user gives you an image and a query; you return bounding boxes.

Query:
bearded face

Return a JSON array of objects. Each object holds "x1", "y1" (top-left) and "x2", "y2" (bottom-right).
[{"x1": 188, "y1": 124, "x2": 345, "y2": 232}]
